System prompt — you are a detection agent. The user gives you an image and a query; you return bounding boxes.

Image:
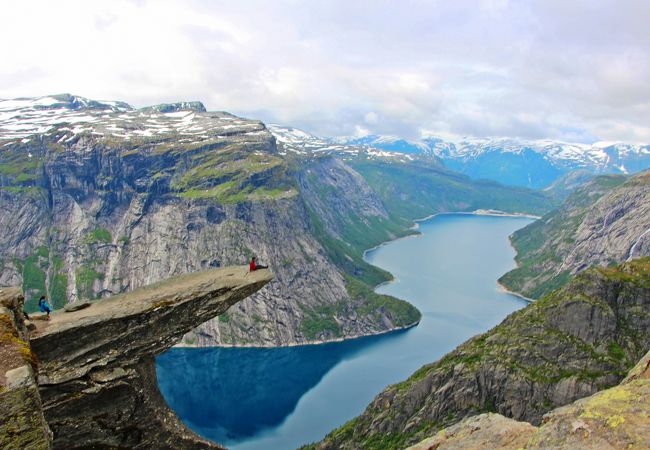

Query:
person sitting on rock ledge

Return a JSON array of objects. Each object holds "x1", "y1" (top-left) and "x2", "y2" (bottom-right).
[
  {"x1": 249, "y1": 256, "x2": 268, "y2": 271},
  {"x1": 38, "y1": 295, "x2": 53, "y2": 320}
]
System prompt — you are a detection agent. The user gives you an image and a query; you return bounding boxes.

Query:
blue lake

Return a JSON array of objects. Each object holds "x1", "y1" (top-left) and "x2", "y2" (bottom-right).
[{"x1": 156, "y1": 213, "x2": 534, "y2": 449}]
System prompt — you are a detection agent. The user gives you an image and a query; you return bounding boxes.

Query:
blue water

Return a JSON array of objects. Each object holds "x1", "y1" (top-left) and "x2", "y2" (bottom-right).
[{"x1": 156, "y1": 213, "x2": 534, "y2": 449}]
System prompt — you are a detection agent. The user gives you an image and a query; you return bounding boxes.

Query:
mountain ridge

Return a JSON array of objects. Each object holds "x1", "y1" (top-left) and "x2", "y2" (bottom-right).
[{"x1": 268, "y1": 123, "x2": 650, "y2": 189}]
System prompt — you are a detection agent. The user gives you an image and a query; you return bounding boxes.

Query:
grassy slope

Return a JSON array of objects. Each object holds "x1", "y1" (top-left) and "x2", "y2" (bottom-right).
[{"x1": 349, "y1": 160, "x2": 555, "y2": 219}]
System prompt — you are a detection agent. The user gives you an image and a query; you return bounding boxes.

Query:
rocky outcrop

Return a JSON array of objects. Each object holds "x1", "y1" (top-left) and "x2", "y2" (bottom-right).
[
  {"x1": 0, "y1": 287, "x2": 51, "y2": 450},
  {"x1": 407, "y1": 349, "x2": 650, "y2": 450},
  {"x1": 500, "y1": 170, "x2": 650, "y2": 298},
  {"x1": 17, "y1": 266, "x2": 271, "y2": 449},
  {"x1": 312, "y1": 258, "x2": 650, "y2": 449},
  {"x1": 405, "y1": 413, "x2": 537, "y2": 450}
]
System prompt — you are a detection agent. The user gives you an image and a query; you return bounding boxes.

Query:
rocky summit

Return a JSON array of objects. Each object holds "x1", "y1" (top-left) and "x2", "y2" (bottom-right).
[{"x1": 1, "y1": 266, "x2": 271, "y2": 450}]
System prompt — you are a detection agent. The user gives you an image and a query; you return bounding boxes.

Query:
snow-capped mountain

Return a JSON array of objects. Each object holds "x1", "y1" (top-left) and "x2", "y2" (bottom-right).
[
  {"x1": 0, "y1": 94, "x2": 264, "y2": 146},
  {"x1": 335, "y1": 134, "x2": 650, "y2": 188},
  {"x1": 268, "y1": 124, "x2": 418, "y2": 162},
  {"x1": 337, "y1": 135, "x2": 430, "y2": 153}
]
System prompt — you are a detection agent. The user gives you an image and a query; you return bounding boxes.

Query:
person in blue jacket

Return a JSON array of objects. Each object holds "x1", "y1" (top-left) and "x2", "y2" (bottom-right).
[{"x1": 38, "y1": 295, "x2": 52, "y2": 320}]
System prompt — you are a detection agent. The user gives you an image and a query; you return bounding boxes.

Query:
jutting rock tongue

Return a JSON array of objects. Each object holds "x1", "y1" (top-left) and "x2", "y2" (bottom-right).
[{"x1": 29, "y1": 266, "x2": 272, "y2": 450}]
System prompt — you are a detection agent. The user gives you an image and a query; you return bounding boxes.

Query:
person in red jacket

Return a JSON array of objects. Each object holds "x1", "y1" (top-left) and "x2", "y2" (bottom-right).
[{"x1": 249, "y1": 256, "x2": 268, "y2": 271}]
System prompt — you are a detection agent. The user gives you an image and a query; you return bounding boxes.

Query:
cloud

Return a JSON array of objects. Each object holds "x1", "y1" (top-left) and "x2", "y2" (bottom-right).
[{"x1": 0, "y1": 0, "x2": 649, "y2": 142}]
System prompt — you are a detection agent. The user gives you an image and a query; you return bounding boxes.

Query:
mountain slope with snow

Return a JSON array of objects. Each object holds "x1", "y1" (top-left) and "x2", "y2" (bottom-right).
[
  {"x1": 268, "y1": 124, "x2": 424, "y2": 164},
  {"x1": 332, "y1": 133, "x2": 650, "y2": 189}
]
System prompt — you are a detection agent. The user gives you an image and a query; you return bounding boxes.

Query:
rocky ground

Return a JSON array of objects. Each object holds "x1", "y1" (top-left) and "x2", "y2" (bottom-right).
[{"x1": 407, "y1": 349, "x2": 650, "y2": 450}]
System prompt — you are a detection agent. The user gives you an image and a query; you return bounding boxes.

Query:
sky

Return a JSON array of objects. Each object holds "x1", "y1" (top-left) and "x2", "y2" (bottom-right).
[{"x1": 1, "y1": 0, "x2": 649, "y2": 143}]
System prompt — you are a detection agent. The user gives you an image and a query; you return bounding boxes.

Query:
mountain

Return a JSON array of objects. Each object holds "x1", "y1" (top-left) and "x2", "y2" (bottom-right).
[
  {"x1": 331, "y1": 132, "x2": 650, "y2": 189},
  {"x1": 542, "y1": 169, "x2": 595, "y2": 201},
  {"x1": 270, "y1": 124, "x2": 554, "y2": 221},
  {"x1": 499, "y1": 170, "x2": 650, "y2": 299},
  {"x1": 0, "y1": 95, "x2": 551, "y2": 347},
  {"x1": 310, "y1": 258, "x2": 650, "y2": 450},
  {"x1": 0, "y1": 94, "x2": 421, "y2": 347},
  {"x1": 269, "y1": 124, "x2": 425, "y2": 163}
]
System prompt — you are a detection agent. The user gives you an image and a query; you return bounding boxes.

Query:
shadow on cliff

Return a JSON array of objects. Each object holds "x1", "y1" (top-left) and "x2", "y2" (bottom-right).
[{"x1": 156, "y1": 330, "x2": 406, "y2": 444}]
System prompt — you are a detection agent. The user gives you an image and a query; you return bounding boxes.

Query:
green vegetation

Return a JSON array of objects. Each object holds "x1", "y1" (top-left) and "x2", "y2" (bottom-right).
[
  {"x1": 300, "y1": 305, "x2": 342, "y2": 340},
  {"x1": 298, "y1": 277, "x2": 420, "y2": 341},
  {"x1": 76, "y1": 266, "x2": 104, "y2": 301},
  {"x1": 84, "y1": 227, "x2": 112, "y2": 244},
  {"x1": 171, "y1": 145, "x2": 297, "y2": 203},
  {"x1": 305, "y1": 206, "x2": 393, "y2": 288},
  {"x1": 345, "y1": 276, "x2": 420, "y2": 327},
  {"x1": 50, "y1": 273, "x2": 68, "y2": 310},
  {"x1": 350, "y1": 160, "x2": 556, "y2": 219},
  {"x1": 20, "y1": 252, "x2": 47, "y2": 313},
  {"x1": 13, "y1": 246, "x2": 71, "y2": 312}
]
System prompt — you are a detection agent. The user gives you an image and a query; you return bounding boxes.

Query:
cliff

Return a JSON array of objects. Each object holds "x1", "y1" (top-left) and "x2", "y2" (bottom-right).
[
  {"x1": 407, "y1": 349, "x2": 650, "y2": 450},
  {"x1": 0, "y1": 94, "x2": 553, "y2": 347},
  {"x1": 0, "y1": 94, "x2": 420, "y2": 347},
  {"x1": 500, "y1": 170, "x2": 650, "y2": 298},
  {"x1": 1, "y1": 266, "x2": 272, "y2": 449},
  {"x1": 311, "y1": 258, "x2": 650, "y2": 449}
]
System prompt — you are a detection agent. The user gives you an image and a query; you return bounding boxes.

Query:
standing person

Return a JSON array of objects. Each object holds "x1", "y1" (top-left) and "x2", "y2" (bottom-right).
[
  {"x1": 38, "y1": 295, "x2": 53, "y2": 320},
  {"x1": 249, "y1": 256, "x2": 268, "y2": 271}
]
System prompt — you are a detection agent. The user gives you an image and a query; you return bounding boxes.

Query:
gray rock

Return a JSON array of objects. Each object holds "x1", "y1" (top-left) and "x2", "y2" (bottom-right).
[
  {"x1": 30, "y1": 265, "x2": 271, "y2": 449},
  {"x1": 63, "y1": 301, "x2": 91, "y2": 312},
  {"x1": 5, "y1": 365, "x2": 35, "y2": 390}
]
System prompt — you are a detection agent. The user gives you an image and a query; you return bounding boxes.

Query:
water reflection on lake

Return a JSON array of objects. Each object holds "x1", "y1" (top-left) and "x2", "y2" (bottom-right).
[{"x1": 157, "y1": 213, "x2": 534, "y2": 449}]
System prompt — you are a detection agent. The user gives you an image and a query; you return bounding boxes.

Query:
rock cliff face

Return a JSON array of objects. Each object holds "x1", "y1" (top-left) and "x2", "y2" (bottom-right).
[
  {"x1": 0, "y1": 95, "x2": 421, "y2": 346},
  {"x1": 1, "y1": 95, "x2": 553, "y2": 346},
  {"x1": 407, "y1": 349, "x2": 650, "y2": 450},
  {"x1": 24, "y1": 266, "x2": 270, "y2": 449},
  {"x1": 312, "y1": 258, "x2": 650, "y2": 450},
  {"x1": 500, "y1": 170, "x2": 650, "y2": 298}
]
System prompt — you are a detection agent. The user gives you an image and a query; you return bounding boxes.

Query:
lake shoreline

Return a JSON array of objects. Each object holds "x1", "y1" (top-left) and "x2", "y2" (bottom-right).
[
  {"x1": 158, "y1": 212, "x2": 537, "y2": 450},
  {"x1": 178, "y1": 210, "x2": 537, "y2": 350},
  {"x1": 174, "y1": 320, "x2": 420, "y2": 349}
]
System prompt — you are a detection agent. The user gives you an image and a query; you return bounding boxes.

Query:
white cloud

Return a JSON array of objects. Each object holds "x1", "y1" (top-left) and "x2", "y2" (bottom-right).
[
  {"x1": 364, "y1": 112, "x2": 379, "y2": 124},
  {"x1": 0, "y1": 0, "x2": 649, "y2": 142}
]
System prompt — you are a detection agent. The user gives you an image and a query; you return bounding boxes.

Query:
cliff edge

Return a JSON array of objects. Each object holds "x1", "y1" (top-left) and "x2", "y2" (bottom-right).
[
  {"x1": 1, "y1": 266, "x2": 272, "y2": 449},
  {"x1": 407, "y1": 349, "x2": 650, "y2": 449}
]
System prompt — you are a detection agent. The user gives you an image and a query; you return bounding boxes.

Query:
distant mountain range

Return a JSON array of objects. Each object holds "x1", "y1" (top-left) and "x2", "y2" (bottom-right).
[{"x1": 269, "y1": 125, "x2": 650, "y2": 189}]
